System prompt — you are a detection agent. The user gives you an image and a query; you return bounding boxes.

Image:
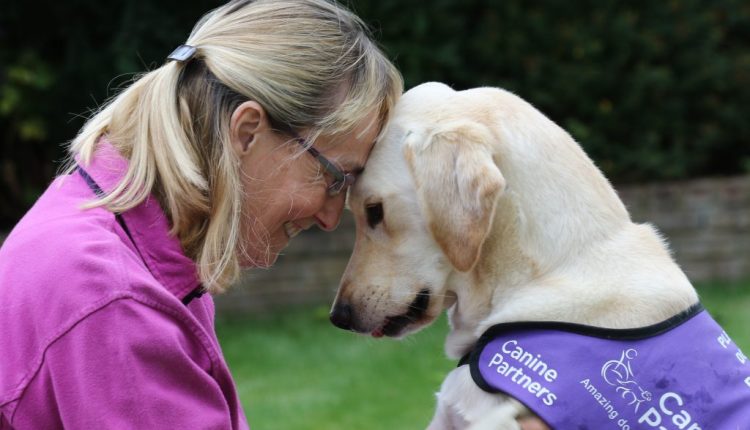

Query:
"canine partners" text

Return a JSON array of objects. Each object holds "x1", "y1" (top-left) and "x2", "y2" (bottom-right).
[{"x1": 486, "y1": 340, "x2": 558, "y2": 406}]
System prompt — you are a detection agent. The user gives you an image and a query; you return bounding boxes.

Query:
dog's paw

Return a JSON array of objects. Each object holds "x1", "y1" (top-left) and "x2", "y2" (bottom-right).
[
  {"x1": 464, "y1": 399, "x2": 524, "y2": 430},
  {"x1": 434, "y1": 367, "x2": 528, "y2": 430}
]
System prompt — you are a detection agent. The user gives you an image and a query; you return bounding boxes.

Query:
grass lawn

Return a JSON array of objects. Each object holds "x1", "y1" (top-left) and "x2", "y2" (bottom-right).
[{"x1": 216, "y1": 279, "x2": 750, "y2": 430}]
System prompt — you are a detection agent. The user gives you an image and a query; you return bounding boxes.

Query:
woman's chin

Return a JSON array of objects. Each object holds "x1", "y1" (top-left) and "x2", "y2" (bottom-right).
[
  {"x1": 239, "y1": 226, "x2": 295, "y2": 268},
  {"x1": 239, "y1": 252, "x2": 279, "y2": 269}
]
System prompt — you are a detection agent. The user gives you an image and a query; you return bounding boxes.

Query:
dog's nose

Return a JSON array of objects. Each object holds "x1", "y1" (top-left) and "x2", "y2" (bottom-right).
[{"x1": 330, "y1": 303, "x2": 353, "y2": 330}]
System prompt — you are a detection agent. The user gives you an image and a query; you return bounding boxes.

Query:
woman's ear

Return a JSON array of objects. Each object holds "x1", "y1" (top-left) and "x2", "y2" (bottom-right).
[{"x1": 230, "y1": 101, "x2": 268, "y2": 157}]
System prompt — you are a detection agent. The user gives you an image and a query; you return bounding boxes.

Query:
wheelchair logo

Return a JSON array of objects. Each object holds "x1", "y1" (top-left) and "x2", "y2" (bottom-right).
[{"x1": 601, "y1": 348, "x2": 652, "y2": 412}]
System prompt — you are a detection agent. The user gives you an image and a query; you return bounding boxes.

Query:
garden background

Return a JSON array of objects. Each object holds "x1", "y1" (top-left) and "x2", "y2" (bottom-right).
[{"x1": 1, "y1": 1, "x2": 749, "y2": 428}]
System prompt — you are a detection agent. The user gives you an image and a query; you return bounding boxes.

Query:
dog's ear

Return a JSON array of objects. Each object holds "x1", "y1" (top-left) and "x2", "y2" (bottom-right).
[{"x1": 404, "y1": 120, "x2": 505, "y2": 272}]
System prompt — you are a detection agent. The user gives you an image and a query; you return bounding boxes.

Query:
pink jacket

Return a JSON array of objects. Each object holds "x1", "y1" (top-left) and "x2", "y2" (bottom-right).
[{"x1": 0, "y1": 143, "x2": 249, "y2": 429}]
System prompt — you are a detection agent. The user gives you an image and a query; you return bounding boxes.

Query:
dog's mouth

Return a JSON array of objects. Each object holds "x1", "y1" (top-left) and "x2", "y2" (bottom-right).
[{"x1": 371, "y1": 288, "x2": 431, "y2": 338}]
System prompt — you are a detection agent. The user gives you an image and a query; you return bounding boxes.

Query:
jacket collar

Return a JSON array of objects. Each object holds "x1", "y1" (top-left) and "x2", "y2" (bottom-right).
[{"x1": 77, "y1": 141, "x2": 203, "y2": 302}]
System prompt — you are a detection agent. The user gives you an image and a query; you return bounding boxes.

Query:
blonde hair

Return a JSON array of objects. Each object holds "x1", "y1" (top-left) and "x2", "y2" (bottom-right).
[{"x1": 68, "y1": 0, "x2": 403, "y2": 292}]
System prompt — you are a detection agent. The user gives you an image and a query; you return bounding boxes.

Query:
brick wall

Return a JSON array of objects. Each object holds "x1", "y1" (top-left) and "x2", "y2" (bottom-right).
[
  {"x1": 215, "y1": 174, "x2": 750, "y2": 314},
  {"x1": 617, "y1": 175, "x2": 750, "y2": 282}
]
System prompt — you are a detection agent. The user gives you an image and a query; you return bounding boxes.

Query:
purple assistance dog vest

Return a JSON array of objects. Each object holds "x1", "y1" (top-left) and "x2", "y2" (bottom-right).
[{"x1": 459, "y1": 304, "x2": 750, "y2": 429}]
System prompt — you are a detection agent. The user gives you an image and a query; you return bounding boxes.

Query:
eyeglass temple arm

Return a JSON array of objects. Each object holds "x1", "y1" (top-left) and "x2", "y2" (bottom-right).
[{"x1": 294, "y1": 138, "x2": 345, "y2": 182}]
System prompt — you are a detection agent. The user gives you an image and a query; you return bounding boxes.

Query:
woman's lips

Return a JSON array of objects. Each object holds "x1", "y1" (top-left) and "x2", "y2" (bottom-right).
[{"x1": 283, "y1": 222, "x2": 303, "y2": 238}]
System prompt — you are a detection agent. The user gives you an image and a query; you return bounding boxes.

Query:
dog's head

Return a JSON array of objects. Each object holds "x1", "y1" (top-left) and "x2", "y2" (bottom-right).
[{"x1": 330, "y1": 83, "x2": 506, "y2": 338}]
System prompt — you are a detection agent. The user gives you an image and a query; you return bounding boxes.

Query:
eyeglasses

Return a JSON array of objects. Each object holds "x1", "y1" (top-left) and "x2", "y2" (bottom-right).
[{"x1": 293, "y1": 137, "x2": 356, "y2": 197}]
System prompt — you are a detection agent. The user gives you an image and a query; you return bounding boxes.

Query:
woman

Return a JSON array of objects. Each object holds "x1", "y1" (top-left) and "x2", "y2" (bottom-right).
[
  {"x1": 0, "y1": 0, "x2": 399, "y2": 428},
  {"x1": 0, "y1": 0, "x2": 551, "y2": 428}
]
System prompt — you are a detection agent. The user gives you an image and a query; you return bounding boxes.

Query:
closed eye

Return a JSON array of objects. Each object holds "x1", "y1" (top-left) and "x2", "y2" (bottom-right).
[{"x1": 365, "y1": 203, "x2": 384, "y2": 228}]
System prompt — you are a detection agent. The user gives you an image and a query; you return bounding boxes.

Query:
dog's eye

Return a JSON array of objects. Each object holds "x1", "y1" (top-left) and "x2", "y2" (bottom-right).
[{"x1": 365, "y1": 203, "x2": 384, "y2": 228}]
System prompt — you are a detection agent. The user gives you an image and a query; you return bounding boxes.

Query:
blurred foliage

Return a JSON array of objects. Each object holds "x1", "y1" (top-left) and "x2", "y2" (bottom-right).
[
  {"x1": 353, "y1": 0, "x2": 750, "y2": 182},
  {"x1": 1, "y1": 0, "x2": 749, "y2": 228},
  {"x1": 0, "y1": 0, "x2": 223, "y2": 227}
]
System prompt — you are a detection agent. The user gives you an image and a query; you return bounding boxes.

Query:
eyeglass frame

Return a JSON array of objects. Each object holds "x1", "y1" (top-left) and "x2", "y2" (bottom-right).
[{"x1": 292, "y1": 135, "x2": 357, "y2": 197}]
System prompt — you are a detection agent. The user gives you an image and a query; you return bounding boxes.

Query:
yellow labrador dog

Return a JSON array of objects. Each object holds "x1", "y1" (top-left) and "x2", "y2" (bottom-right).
[{"x1": 330, "y1": 82, "x2": 700, "y2": 429}]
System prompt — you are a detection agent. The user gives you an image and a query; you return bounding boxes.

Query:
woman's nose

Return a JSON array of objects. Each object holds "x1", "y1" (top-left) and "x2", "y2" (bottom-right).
[{"x1": 314, "y1": 192, "x2": 346, "y2": 231}]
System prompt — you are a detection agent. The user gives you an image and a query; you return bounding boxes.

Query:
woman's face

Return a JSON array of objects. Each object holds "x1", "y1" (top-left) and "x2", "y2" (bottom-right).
[{"x1": 231, "y1": 102, "x2": 380, "y2": 267}]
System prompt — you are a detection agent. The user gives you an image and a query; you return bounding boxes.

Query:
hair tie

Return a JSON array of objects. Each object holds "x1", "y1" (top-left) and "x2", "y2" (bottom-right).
[{"x1": 166, "y1": 45, "x2": 197, "y2": 62}]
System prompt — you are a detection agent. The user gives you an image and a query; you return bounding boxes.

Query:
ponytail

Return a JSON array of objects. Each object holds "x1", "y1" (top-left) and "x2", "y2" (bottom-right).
[{"x1": 67, "y1": 0, "x2": 402, "y2": 292}]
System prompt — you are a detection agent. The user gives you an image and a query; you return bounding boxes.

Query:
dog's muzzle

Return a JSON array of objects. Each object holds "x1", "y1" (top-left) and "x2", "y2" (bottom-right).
[
  {"x1": 373, "y1": 288, "x2": 431, "y2": 337},
  {"x1": 329, "y1": 289, "x2": 431, "y2": 337}
]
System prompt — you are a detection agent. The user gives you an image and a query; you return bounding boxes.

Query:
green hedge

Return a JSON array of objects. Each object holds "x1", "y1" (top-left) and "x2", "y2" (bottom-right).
[
  {"x1": 2, "y1": 0, "x2": 749, "y2": 227},
  {"x1": 355, "y1": 0, "x2": 750, "y2": 182}
]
